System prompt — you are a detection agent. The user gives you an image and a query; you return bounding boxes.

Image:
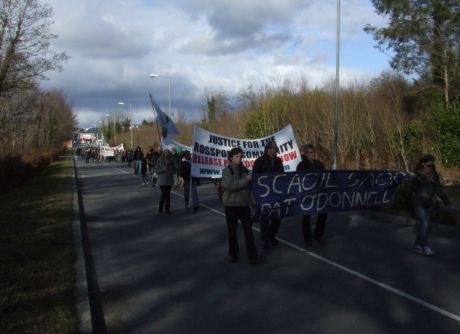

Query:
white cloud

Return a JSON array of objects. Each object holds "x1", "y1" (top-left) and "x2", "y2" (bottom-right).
[{"x1": 40, "y1": 0, "x2": 390, "y2": 127}]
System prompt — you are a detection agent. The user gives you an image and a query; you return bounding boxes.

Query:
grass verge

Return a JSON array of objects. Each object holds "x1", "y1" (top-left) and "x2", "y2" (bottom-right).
[{"x1": 0, "y1": 150, "x2": 78, "y2": 333}]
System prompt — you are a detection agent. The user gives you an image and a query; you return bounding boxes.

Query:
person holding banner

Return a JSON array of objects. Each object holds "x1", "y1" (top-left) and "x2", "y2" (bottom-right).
[
  {"x1": 155, "y1": 149, "x2": 178, "y2": 214},
  {"x1": 253, "y1": 140, "x2": 284, "y2": 250},
  {"x1": 222, "y1": 147, "x2": 261, "y2": 264},
  {"x1": 179, "y1": 150, "x2": 200, "y2": 212},
  {"x1": 412, "y1": 154, "x2": 451, "y2": 256},
  {"x1": 296, "y1": 144, "x2": 328, "y2": 246}
]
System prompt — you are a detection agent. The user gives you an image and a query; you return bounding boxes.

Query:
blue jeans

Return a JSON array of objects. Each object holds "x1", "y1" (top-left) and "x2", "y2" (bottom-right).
[
  {"x1": 414, "y1": 203, "x2": 432, "y2": 247},
  {"x1": 135, "y1": 160, "x2": 142, "y2": 176}
]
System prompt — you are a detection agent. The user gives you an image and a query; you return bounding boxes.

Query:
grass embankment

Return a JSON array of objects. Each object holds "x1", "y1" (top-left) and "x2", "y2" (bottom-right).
[{"x1": 0, "y1": 150, "x2": 78, "y2": 333}]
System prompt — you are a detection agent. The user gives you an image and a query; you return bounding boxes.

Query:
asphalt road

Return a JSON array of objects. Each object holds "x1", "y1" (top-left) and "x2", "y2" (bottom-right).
[{"x1": 74, "y1": 160, "x2": 460, "y2": 334}]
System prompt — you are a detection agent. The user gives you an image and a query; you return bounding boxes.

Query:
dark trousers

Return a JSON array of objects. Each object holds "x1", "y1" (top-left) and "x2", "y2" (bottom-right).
[
  {"x1": 183, "y1": 179, "x2": 199, "y2": 208},
  {"x1": 225, "y1": 206, "x2": 258, "y2": 261},
  {"x1": 159, "y1": 185, "x2": 172, "y2": 212},
  {"x1": 302, "y1": 213, "x2": 327, "y2": 241},
  {"x1": 260, "y1": 217, "x2": 281, "y2": 246}
]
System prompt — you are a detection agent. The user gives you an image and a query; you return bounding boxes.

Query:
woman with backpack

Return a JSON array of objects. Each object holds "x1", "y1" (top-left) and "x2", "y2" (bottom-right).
[{"x1": 221, "y1": 147, "x2": 261, "y2": 265}]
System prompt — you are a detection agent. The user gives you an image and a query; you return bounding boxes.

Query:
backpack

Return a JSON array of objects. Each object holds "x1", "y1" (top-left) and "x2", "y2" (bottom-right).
[{"x1": 218, "y1": 166, "x2": 233, "y2": 203}]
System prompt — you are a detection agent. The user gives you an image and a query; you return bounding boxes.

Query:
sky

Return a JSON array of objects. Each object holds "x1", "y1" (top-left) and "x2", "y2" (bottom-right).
[{"x1": 40, "y1": 0, "x2": 391, "y2": 128}]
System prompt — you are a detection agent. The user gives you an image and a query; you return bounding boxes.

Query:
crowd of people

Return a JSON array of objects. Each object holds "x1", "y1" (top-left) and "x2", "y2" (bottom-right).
[
  {"x1": 127, "y1": 145, "x2": 199, "y2": 214},
  {"x1": 220, "y1": 141, "x2": 331, "y2": 265},
  {"x1": 219, "y1": 142, "x2": 452, "y2": 265},
  {"x1": 120, "y1": 142, "x2": 451, "y2": 265}
]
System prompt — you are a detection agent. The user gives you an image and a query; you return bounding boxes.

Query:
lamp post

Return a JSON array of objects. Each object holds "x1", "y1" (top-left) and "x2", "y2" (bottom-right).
[
  {"x1": 332, "y1": 0, "x2": 341, "y2": 170},
  {"x1": 149, "y1": 73, "x2": 171, "y2": 115}
]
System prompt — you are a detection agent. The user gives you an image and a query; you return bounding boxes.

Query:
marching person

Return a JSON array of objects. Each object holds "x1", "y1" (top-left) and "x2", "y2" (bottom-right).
[
  {"x1": 140, "y1": 157, "x2": 149, "y2": 186},
  {"x1": 252, "y1": 140, "x2": 284, "y2": 250},
  {"x1": 170, "y1": 147, "x2": 181, "y2": 186},
  {"x1": 133, "y1": 146, "x2": 144, "y2": 176},
  {"x1": 155, "y1": 149, "x2": 178, "y2": 214},
  {"x1": 222, "y1": 147, "x2": 261, "y2": 264},
  {"x1": 296, "y1": 144, "x2": 328, "y2": 246},
  {"x1": 412, "y1": 154, "x2": 451, "y2": 256},
  {"x1": 150, "y1": 145, "x2": 162, "y2": 187},
  {"x1": 179, "y1": 150, "x2": 200, "y2": 212}
]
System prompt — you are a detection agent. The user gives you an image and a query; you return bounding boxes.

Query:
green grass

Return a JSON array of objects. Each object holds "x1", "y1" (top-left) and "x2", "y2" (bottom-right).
[{"x1": 0, "y1": 150, "x2": 78, "y2": 333}]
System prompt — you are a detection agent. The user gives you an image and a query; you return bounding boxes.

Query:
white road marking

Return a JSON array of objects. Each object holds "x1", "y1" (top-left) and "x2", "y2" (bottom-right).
[{"x1": 114, "y1": 165, "x2": 460, "y2": 323}]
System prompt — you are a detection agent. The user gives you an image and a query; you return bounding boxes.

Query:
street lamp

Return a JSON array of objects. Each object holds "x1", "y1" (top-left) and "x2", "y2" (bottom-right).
[
  {"x1": 332, "y1": 0, "x2": 341, "y2": 170},
  {"x1": 118, "y1": 101, "x2": 133, "y2": 148},
  {"x1": 149, "y1": 73, "x2": 171, "y2": 115}
]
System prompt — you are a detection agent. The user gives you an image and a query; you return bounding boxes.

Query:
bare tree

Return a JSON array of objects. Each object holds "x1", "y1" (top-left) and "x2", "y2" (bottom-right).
[{"x1": 0, "y1": 0, "x2": 68, "y2": 95}]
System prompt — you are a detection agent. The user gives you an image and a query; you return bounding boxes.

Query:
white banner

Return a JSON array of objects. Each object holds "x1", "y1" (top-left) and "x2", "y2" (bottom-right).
[
  {"x1": 100, "y1": 146, "x2": 115, "y2": 157},
  {"x1": 191, "y1": 125, "x2": 302, "y2": 177},
  {"x1": 114, "y1": 143, "x2": 124, "y2": 151}
]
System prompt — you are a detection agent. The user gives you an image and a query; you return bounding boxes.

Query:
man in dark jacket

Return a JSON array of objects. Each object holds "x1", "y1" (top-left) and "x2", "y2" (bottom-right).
[
  {"x1": 133, "y1": 146, "x2": 144, "y2": 176},
  {"x1": 296, "y1": 144, "x2": 327, "y2": 246},
  {"x1": 252, "y1": 140, "x2": 284, "y2": 250}
]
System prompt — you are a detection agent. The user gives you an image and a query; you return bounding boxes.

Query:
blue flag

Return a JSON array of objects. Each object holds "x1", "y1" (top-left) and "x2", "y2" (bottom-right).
[{"x1": 149, "y1": 93, "x2": 180, "y2": 145}]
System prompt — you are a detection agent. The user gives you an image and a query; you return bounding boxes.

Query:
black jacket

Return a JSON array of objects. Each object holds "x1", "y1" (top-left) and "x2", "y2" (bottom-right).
[
  {"x1": 179, "y1": 159, "x2": 199, "y2": 183},
  {"x1": 133, "y1": 149, "x2": 144, "y2": 161},
  {"x1": 296, "y1": 158, "x2": 325, "y2": 171},
  {"x1": 252, "y1": 154, "x2": 284, "y2": 174},
  {"x1": 412, "y1": 171, "x2": 450, "y2": 206}
]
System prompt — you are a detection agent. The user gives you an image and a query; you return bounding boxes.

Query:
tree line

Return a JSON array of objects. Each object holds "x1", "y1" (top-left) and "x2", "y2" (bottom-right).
[{"x1": 0, "y1": 0, "x2": 73, "y2": 189}]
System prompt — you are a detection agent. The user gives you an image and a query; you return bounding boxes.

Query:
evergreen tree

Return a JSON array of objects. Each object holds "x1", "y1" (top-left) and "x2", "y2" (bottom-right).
[{"x1": 365, "y1": 0, "x2": 460, "y2": 105}]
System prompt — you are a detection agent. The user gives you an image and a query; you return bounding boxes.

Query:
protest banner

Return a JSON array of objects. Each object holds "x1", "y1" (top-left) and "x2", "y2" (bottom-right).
[
  {"x1": 100, "y1": 145, "x2": 115, "y2": 157},
  {"x1": 191, "y1": 125, "x2": 302, "y2": 177},
  {"x1": 252, "y1": 170, "x2": 408, "y2": 219}
]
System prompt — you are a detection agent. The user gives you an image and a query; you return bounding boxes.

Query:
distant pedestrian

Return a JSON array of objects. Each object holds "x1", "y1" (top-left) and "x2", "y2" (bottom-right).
[
  {"x1": 150, "y1": 146, "x2": 162, "y2": 187},
  {"x1": 253, "y1": 140, "x2": 284, "y2": 250},
  {"x1": 155, "y1": 149, "x2": 178, "y2": 214},
  {"x1": 171, "y1": 147, "x2": 181, "y2": 186},
  {"x1": 412, "y1": 154, "x2": 451, "y2": 256},
  {"x1": 133, "y1": 146, "x2": 143, "y2": 176},
  {"x1": 127, "y1": 148, "x2": 133, "y2": 167},
  {"x1": 141, "y1": 158, "x2": 149, "y2": 186},
  {"x1": 296, "y1": 144, "x2": 328, "y2": 246},
  {"x1": 85, "y1": 148, "x2": 90, "y2": 163},
  {"x1": 222, "y1": 147, "x2": 261, "y2": 264}
]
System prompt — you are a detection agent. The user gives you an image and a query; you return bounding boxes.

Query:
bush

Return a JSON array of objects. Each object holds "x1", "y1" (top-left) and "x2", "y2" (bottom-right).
[
  {"x1": 0, "y1": 150, "x2": 59, "y2": 191},
  {"x1": 432, "y1": 103, "x2": 460, "y2": 167}
]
